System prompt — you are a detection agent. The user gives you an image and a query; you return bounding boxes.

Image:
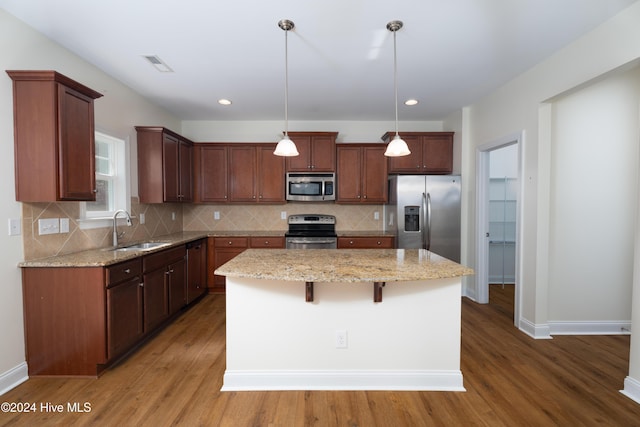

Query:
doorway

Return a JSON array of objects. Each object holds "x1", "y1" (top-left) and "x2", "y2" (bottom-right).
[{"x1": 475, "y1": 132, "x2": 523, "y2": 326}]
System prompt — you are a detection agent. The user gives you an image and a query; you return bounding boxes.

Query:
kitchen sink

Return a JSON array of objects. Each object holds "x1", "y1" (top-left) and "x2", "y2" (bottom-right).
[{"x1": 111, "y1": 242, "x2": 171, "y2": 252}]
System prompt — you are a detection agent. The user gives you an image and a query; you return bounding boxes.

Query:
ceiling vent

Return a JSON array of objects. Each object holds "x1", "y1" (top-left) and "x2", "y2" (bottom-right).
[{"x1": 142, "y1": 55, "x2": 173, "y2": 72}]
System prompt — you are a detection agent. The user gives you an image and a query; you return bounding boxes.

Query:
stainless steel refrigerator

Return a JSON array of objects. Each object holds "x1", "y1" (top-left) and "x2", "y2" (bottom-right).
[{"x1": 384, "y1": 175, "x2": 461, "y2": 262}]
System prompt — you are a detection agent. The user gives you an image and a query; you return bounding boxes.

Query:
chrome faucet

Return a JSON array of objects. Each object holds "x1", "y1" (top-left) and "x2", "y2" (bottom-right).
[{"x1": 112, "y1": 210, "x2": 132, "y2": 247}]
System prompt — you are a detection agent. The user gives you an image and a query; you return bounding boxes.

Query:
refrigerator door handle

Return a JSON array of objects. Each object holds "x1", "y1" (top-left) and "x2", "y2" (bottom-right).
[{"x1": 424, "y1": 192, "x2": 432, "y2": 251}]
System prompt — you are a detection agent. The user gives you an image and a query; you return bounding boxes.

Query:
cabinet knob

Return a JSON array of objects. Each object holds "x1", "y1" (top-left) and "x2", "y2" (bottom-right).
[
  {"x1": 265, "y1": 241, "x2": 269, "y2": 245},
  {"x1": 349, "y1": 240, "x2": 354, "y2": 245},
  {"x1": 139, "y1": 282, "x2": 144, "y2": 287},
  {"x1": 124, "y1": 268, "x2": 131, "y2": 274},
  {"x1": 377, "y1": 241, "x2": 381, "y2": 245},
  {"x1": 93, "y1": 189, "x2": 98, "y2": 193},
  {"x1": 228, "y1": 241, "x2": 233, "y2": 245}
]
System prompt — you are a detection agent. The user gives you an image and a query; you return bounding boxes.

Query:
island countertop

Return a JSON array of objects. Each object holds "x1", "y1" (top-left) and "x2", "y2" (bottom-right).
[{"x1": 215, "y1": 248, "x2": 473, "y2": 283}]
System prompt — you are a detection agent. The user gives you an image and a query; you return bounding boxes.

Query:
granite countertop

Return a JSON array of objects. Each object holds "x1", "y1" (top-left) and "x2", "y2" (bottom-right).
[
  {"x1": 18, "y1": 232, "x2": 211, "y2": 268},
  {"x1": 18, "y1": 230, "x2": 395, "y2": 268},
  {"x1": 215, "y1": 248, "x2": 474, "y2": 283}
]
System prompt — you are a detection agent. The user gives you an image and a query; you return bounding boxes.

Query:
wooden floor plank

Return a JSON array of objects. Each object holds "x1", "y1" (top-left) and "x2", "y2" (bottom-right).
[{"x1": 1, "y1": 286, "x2": 640, "y2": 426}]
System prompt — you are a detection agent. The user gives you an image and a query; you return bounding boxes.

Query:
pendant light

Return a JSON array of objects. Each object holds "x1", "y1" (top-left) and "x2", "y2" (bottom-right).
[
  {"x1": 384, "y1": 20, "x2": 411, "y2": 157},
  {"x1": 274, "y1": 19, "x2": 299, "y2": 157}
]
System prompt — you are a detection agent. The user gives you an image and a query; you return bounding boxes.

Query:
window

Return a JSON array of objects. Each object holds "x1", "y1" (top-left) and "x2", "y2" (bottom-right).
[{"x1": 80, "y1": 132, "x2": 128, "y2": 227}]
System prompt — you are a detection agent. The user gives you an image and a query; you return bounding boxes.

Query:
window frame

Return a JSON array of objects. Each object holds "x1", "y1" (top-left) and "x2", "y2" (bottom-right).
[{"x1": 79, "y1": 131, "x2": 130, "y2": 229}]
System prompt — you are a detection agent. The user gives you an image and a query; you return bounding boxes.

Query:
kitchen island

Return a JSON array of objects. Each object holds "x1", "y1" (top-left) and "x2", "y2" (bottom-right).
[{"x1": 215, "y1": 248, "x2": 473, "y2": 391}]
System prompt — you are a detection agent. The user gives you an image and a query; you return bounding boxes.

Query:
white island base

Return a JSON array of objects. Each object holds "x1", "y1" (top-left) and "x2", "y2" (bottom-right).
[{"x1": 222, "y1": 276, "x2": 464, "y2": 392}]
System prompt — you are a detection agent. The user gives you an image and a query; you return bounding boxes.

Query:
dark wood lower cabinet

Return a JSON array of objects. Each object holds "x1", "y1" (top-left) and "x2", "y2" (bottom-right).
[
  {"x1": 22, "y1": 240, "x2": 205, "y2": 377},
  {"x1": 107, "y1": 277, "x2": 143, "y2": 360},
  {"x1": 337, "y1": 236, "x2": 395, "y2": 249},
  {"x1": 208, "y1": 236, "x2": 285, "y2": 293}
]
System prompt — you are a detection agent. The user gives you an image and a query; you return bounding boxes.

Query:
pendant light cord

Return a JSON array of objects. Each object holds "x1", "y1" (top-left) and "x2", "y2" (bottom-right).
[
  {"x1": 284, "y1": 27, "x2": 289, "y2": 137},
  {"x1": 393, "y1": 29, "x2": 399, "y2": 138}
]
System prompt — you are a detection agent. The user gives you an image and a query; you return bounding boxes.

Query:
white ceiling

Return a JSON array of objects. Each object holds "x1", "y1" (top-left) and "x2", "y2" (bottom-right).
[{"x1": 1, "y1": 0, "x2": 636, "y2": 121}]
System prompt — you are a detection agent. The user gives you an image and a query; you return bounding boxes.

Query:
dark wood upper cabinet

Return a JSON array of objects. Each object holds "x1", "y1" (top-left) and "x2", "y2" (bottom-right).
[
  {"x1": 285, "y1": 132, "x2": 337, "y2": 172},
  {"x1": 194, "y1": 143, "x2": 285, "y2": 204},
  {"x1": 337, "y1": 144, "x2": 388, "y2": 203},
  {"x1": 383, "y1": 132, "x2": 454, "y2": 174},
  {"x1": 194, "y1": 145, "x2": 228, "y2": 203},
  {"x1": 7, "y1": 70, "x2": 103, "y2": 202},
  {"x1": 136, "y1": 126, "x2": 194, "y2": 203}
]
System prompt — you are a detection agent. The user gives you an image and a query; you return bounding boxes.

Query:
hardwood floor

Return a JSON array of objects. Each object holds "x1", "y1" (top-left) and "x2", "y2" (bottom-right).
[{"x1": 1, "y1": 286, "x2": 640, "y2": 426}]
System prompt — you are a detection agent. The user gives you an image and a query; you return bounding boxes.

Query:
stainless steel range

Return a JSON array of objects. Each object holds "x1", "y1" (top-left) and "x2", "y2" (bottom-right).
[{"x1": 285, "y1": 214, "x2": 337, "y2": 249}]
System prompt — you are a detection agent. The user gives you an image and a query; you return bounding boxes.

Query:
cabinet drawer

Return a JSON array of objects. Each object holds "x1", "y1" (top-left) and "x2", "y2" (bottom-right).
[
  {"x1": 106, "y1": 259, "x2": 142, "y2": 287},
  {"x1": 338, "y1": 236, "x2": 395, "y2": 249},
  {"x1": 143, "y1": 245, "x2": 186, "y2": 273},
  {"x1": 214, "y1": 237, "x2": 248, "y2": 248},
  {"x1": 250, "y1": 236, "x2": 285, "y2": 248}
]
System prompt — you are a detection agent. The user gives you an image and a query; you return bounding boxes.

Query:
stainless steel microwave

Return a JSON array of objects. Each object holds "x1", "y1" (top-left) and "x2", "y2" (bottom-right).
[{"x1": 286, "y1": 172, "x2": 335, "y2": 202}]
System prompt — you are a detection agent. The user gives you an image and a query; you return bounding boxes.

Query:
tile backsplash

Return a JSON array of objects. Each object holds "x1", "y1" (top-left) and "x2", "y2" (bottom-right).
[{"x1": 21, "y1": 200, "x2": 384, "y2": 260}]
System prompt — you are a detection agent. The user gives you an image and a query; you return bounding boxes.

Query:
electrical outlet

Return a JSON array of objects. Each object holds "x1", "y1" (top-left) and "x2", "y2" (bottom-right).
[
  {"x1": 214, "y1": 211, "x2": 220, "y2": 220},
  {"x1": 171, "y1": 212, "x2": 176, "y2": 221},
  {"x1": 374, "y1": 211, "x2": 380, "y2": 220},
  {"x1": 335, "y1": 330, "x2": 348, "y2": 349},
  {"x1": 59, "y1": 218, "x2": 70, "y2": 233},
  {"x1": 281, "y1": 211, "x2": 287, "y2": 220},
  {"x1": 139, "y1": 213, "x2": 145, "y2": 224}
]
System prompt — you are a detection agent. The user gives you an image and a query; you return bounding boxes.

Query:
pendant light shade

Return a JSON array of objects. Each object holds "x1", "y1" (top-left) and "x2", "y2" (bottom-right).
[
  {"x1": 274, "y1": 19, "x2": 299, "y2": 157},
  {"x1": 384, "y1": 20, "x2": 411, "y2": 157}
]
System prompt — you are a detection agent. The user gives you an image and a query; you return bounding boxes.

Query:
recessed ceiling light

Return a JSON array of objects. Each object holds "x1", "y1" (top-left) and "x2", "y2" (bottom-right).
[
  {"x1": 405, "y1": 99, "x2": 419, "y2": 106},
  {"x1": 218, "y1": 99, "x2": 232, "y2": 106},
  {"x1": 142, "y1": 55, "x2": 173, "y2": 72}
]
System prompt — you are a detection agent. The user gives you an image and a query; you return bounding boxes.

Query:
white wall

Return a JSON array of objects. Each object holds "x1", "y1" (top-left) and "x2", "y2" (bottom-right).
[
  {"x1": 453, "y1": 0, "x2": 640, "y2": 402},
  {"x1": 548, "y1": 68, "x2": 640, "y2": 325},
  {"x1": 0, "y1": 9, "x2": 179, "y2": 394},
  {"x1": 457, "y1": 1, "x2": 640, "y2": 333}
]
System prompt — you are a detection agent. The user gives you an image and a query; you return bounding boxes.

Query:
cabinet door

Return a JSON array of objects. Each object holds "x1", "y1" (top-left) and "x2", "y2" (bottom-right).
[
  {"x1": 285, "y1": 135, "x2": 312, "y2": 171},
  {"x1": 310, "y1": 135, "x2": 337, "y2": 171},
  {"x1": 179, "y1": 140, "x2": 193, "y2": 201},
  {"x1": 195, "y1": 145, "x2": 228, "y2": 202},
  {"x1": 423, "y1": 135, "x2": 453, "y2": 174},
  {"x1": 228, "y1": 146, "x2": 257, "y2": 202},
  {"x1": 168, "y1": 258, "x2": 187, "y2": 315},
  {"x1": 107, "y1": 277, "x2": 143, "y2": 359},
  {"x1": 257, "y1": 146, "x2": 285, "y2": 202},
  {"x1": 362, "y1": 146, "x2": 388, "y2": 202},
  {"x1": 336, "y1": 146, "x2": 362, "y2": 202},
  {"x1": 143, "y1": 268, "x2": 169, "y2": 332},
  {"x1": 58, "y1": 84, "x2": 97, "y2": 200},
  {"x1": 387, "y1": 135, "x2": 423, "y2": 173},
  {"x1": 163, "y1": 134, "x2": 180, "y2": 202}
]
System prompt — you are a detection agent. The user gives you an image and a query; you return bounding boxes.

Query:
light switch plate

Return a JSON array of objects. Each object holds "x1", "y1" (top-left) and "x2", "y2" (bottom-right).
[
  {"x1": 8, "y1": 218, "x2": 21, "y2": 236},
  {"x1": 38, "y1": 218, "x2": 59, "y2": 235},
  {"x1": 59, "y1": 218, "x2": 70, "y2": 233}
]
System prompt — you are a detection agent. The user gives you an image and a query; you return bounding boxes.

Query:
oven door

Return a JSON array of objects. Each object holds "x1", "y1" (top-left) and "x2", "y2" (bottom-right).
[{"x1": 285, "y1": 237, "x2": 337, "y2": 249}]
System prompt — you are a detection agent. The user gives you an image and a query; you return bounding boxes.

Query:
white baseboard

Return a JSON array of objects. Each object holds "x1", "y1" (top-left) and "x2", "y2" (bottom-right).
[
  {"x1": 221, "y1": 370, "x2": 465, "y2": 392},
  {"x1": 549, "y1": 320, "x2": 631, "y2": 335},
  {"x1": 519, "y1": 317, "x2": 552, "y2": 339},
  {"x1": 0, "y1": 362, "x2": 28, "y2": 396},
  {"x1": 621, "y1": 376, "x2": 640, "y2": 404}
]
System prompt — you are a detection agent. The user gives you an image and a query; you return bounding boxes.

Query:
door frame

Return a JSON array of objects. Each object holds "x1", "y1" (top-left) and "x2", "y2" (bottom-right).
[{"x1": 475, "y1": 131, "x2": 523, "y2": 327}]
